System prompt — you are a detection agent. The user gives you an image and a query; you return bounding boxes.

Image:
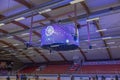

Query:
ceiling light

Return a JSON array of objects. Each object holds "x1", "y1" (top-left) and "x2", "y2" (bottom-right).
[
  {"x1": 84, "y1": 40, "x2": 88, "y2": 41},
  {"x1": 70, "y1": 0, "x2": 84, "y2": 4},
  {"x1": 50, "y1": 45, "x2": 59, "y2": 47},
  {"x1": 107, "y1": 42, "x2": 115, "y2": 44},
  {"x1": 0, "y1": 23, "x2": 5, "y2": 26},
  {"x1": 111, "y1": 46, "x2": 118, "y2": 48},
  {"x1": 66, "y1": 39, "x2": 69, "y2": 43},
  {"x1": 102, "y1": 37, "x2": 112, "y2": 40},
  {"x1": 96, "y1": 29, "x2": 107, "y2": 32},
  {"x1": 21, "y1": 33, "x2": 29, "y2": 36},
  {"x1": 38, "y1": 9, "x2": 52, "y2": 14},
  {"x1": 28, "y1": 47, "x2": 33, "y2": 50},
  {"x1": 97, "y1": 48, "x2": 102, "y2": 49},
  {"x1": 83, "y1": 49, "x2": 88, "y2": 50},
  {"x1": 86, "y1": 17, "x2": 99, "y2": 22},
  {"x1": 3, "y1": 46, "x2": 8, "y2": 48},
  {"x1": 18, "y1": 49, "x2": 23, "y2": 50},
  {"x1": 1, "y1": 51, "x2": 5, "y2": 53},
  {"x1": 101, "y1": 47, "x2": 107, "y2": 49},
  {"x1": 15, "y1": 56, "x2": 19, "y2": 57},
  {"x1": 92, "y1": 44, "x2": 96, "y2": 46},
  {"x1": 7, "y1": 36, "x2": 13, "y2": 39},
  {"x1": 28, "y1": 52, "x2": 33, "y2": 54},
  {"x1": 13, "y1": 44, "x2": 19, "y2": 46},
  {"x1": 14, "y1": 17, "x2": 25, "y2": 21}
]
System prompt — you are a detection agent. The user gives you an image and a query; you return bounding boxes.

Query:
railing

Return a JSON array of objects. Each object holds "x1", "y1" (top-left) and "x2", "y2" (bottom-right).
[
  {"x1": 78, "y1": 71, "x2": 120, "y2": 74},
  {"x1": 13, "y1": 64, "x2": 120, "y2": 75},
  {"x1": 19, "y1": 66, "x2": 39, "y2": 73},
  {"x1": 40, "y1": 65, "x2": 70, "y2": 74},
  {"x1": 77, "y1": 64, "x2": 120, "y2": 74}
]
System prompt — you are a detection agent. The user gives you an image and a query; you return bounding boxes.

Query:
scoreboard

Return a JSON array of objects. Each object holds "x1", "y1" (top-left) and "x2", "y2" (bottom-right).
[{"x1": 0, "y1": 61, "x2": 13, "y2": 70}]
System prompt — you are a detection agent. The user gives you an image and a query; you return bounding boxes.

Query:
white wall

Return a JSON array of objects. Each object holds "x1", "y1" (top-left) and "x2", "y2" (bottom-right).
[
  {"x1": 39, "y1": 76, "x2": 57, "y2": 80},
  {"x1": 61, "y1": 76, "x2": 71, "y2": 80},
  {"x1": 74, "y1": 77, "x2": 89, "y2": 80}
]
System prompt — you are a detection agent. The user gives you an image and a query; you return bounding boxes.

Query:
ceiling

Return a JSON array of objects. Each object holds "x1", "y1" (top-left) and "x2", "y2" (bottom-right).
[{"x1": 0, "y1": 0, "x2": 120, "y2": 63}]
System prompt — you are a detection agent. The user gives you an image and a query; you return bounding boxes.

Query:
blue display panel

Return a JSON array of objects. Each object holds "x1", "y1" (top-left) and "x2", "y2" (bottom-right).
[{"x1": 41, "y1": 24, "x2": 79, "y2": 51}]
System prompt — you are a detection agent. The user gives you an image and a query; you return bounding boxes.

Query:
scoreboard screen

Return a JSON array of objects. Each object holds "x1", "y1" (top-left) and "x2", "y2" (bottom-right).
[
  {"x1": 0, "y1": 61, "x2": 13, "y2": 70},
  {"x1": 0, "y1": 61, "x2": 7, "y2": 69}
]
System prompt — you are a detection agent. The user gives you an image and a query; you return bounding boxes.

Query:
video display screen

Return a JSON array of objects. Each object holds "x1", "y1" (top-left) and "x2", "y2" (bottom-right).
[{"x1": 0, "y1": 61, "x2": 13, "y2": 69}]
